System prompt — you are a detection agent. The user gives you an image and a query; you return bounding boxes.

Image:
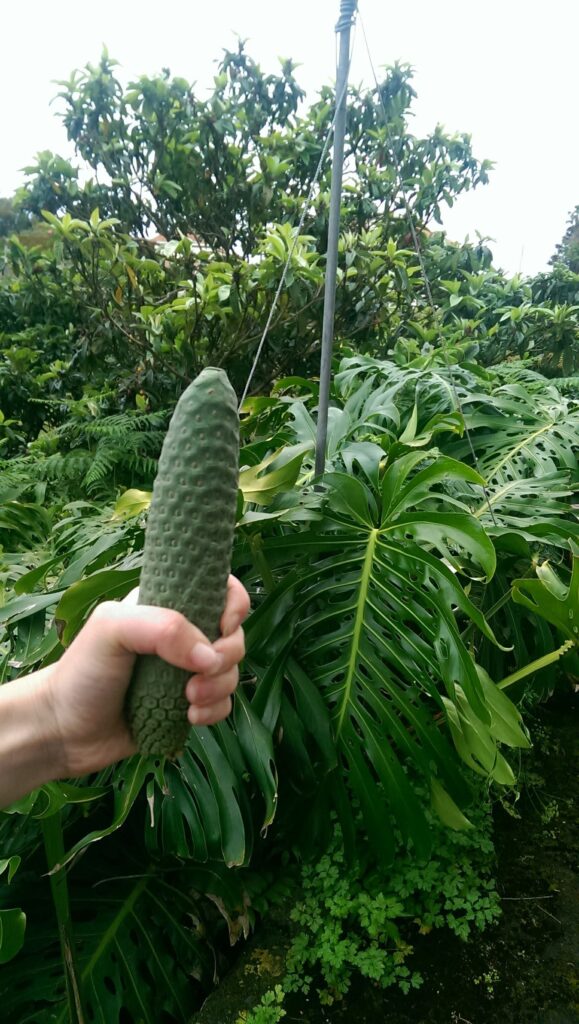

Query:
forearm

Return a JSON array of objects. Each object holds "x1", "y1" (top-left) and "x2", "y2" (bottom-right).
[{"x1": 0, "y1": 668, "x2": 63, "y2": 808}]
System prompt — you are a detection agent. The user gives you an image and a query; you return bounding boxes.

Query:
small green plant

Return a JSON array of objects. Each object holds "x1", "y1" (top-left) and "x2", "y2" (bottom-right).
[
  {"x1": 285, "y1": 796, "x2": 501, "y2": 1006},
  {"x1": 236, "y1": 984, "x2": 286, "y2": 1024},
  {"x1": 474, "y1": 965, "x2": 500, "y2": 997}
]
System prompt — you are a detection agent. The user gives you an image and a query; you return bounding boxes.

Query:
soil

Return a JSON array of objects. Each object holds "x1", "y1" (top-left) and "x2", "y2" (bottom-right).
[{"x1": 193, "y1": 694, "x2": 579, "y2": 1024}]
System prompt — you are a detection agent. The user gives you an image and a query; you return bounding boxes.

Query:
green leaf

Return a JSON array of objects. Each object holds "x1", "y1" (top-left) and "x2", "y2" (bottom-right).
[
  {"x1": 340, "y1": 441, "x2": 384, "y2": 490},
  {"x1": 323, "y1": 472, "x2": 377, "y2": 527},
  {"x1": 41, "y1": 209, "x2": 63, "y2": 229},
  {"x1": 147, "y1": 696, "x2": 277, "y2": 866},
  {"x1": 0, "y1": 502, "x2": 51, "y2": 546},
  {"x1": 442, "y1": 687, "x2": 516, "y2": 785},
  {"x1": 385, "y1": 511, "x2": 496, "y2": 581},
  {"x1": 2, "y1": 781, "x2": 107, "y2": 821},
  {"x1": 0, "y1": 856, "x2": 21, "y2": 883},
  {"x1": 59, "y1": 757, "x2": 153, "y2": 868},
  {"x1": 382, "y1": 453, "x2": 484, "y2": 518},
  {"x1": 8, "y1": 609, "x2": 47, "y2": 668},
  {"x1": 245, "y1": 463, "x2": 518, "y2": 857},
  {"x1": 512, "y1": 553, "x2": 579, "y2": 643},
  {"x1": 14, "y1": 557, "x2": 62, "y2": 595},
  {"x1": 239, "y1": 443, "x2": 310, "y2": 506},
  {"x1": 285, "y1": 657, "x2": 337, "y2": 771},
  {"x1": 476, "y1": 666, "x2": 531, "y2": 748},
  {"x1": 399, "y1": 401, "x2": 418, "y2": 443},
  {"x1": 0, "y1": 908, "x2": 26, "y2": 965},
  {"x1": 233, "y1": 690, "x2": 278, "y2": 831},
  {"x1": 0, "y1": 591, "x2": 65, "y2": 627},
  {"x1": 113, "y1": 488, "x2": 152, "y2": 520},
  {"x1": 57, "y1": 529, "x2": 128, "y2": 588},
  {"x1": 453, "y1": 385, "x2": 579, "y2": 484},
  {"x1": 430, "y1": 779, "x2": 473, "y2": 830},
  {"x1": 54, "y1": 568, "x2": 140, "y2": 645},
  {"x1": 18, "y1": 624, "x2": 61, "y2": 668},
  {"x1": 468, "y1": 471, "x2": 577, "y2": 541}
]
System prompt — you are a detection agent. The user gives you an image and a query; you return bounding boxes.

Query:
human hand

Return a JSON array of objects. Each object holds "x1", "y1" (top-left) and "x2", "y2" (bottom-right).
[{"x1": 44, "y1": 575, "x2": 250, "y2": 777}]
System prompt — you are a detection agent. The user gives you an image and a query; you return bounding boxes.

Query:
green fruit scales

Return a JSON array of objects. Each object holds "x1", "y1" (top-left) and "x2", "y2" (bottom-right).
[{"x1": 126, "y1": 367, "x2": 240, "y2": 757}]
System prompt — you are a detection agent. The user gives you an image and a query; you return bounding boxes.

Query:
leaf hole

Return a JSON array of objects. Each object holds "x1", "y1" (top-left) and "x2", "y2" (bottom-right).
[{"x1": 358, "y1": 693, "x2": 379, "y2": 722}]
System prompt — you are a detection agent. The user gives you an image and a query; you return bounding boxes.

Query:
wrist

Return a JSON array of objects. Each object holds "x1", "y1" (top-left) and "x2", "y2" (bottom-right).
[{"x1": 0, "y1": 666, "x2": 66, "y2": 807}]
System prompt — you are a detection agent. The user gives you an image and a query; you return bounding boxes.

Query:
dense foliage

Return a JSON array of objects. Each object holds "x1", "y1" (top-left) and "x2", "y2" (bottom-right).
[
  {"x1": 1, "y1": 46, "x2": 577, "y2": 449},
  {"x1": 0, "y1": 44, "x2": 577, "y2": 1024}
]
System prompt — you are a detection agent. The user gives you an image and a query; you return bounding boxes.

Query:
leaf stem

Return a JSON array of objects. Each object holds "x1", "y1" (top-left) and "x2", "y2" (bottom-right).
[
  {"x1": 497, "y1": 639, "x2": 575, "y2": 689},
  {"x1": 249, "y1": 533, "x2": 276, "y2": 593},
  {"x1": 460, "y1": 562, "x2": 537, "y2": 643},
  {"x1": 42, "y1": 812, "x2": 85, "y2": 1024}
]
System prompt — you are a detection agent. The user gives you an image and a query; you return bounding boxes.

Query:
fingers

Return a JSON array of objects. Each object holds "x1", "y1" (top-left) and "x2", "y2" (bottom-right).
[
  {"x1": 184, "y1": 657, "x2": 238, "y2": 728},
  {"x1": 188, "y1": 696, "x2": 232, "y2": 727},
  {"x1": 87, "y1": 601, "x2": 219, "y2": 674},
  {"x1": 221, "y1": 575, "x2": 251, "y2": 637},
  {"x1": 185, "y1": 665, "x2": 238, "y2": 707},
  {"x1": 213, "y1": 625, "x2": 245, "y2": 672},
  {"x1": 76, "y1": 585, "x2": 248, "y2": 734},
  {"x1": 114, "y1": 575, "x2": 249, "y2": 664}
]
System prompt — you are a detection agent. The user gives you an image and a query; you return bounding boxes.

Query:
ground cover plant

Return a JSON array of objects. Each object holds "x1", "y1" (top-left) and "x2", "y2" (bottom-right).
[{"x1": 0, "y1": 45, "x2": 577, "y2": 1024}]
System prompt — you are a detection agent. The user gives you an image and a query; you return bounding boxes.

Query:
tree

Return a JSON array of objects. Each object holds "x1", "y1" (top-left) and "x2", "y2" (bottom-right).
[
  {"x1": 0, "y1": 197, "x2": 20, "y2": 237},
  {"x1": 18, "y1": 48, "x2": 490, "y2": 257},
  {"x1": 550, "y1": 204, "x2": 579, "y2": 274},
  {"x1": 0, "y1": 48, "x2": 496, "y2": 435}
]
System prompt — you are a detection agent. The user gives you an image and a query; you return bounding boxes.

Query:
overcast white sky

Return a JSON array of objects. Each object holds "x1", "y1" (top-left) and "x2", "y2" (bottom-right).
[{"x1": 1, "y1": 0, "x2": 577, "y2": 276}]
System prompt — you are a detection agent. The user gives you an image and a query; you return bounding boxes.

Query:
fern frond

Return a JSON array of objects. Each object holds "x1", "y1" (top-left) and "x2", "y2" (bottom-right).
[
  {"x1": 84, "y1": 446, "x2": 121, "y2": 490},
  {"x1": 62, "y1": 409, "x2": 169, "y2": 444},
  {"x1": 0, "y1": 409, "x2": 172, "y2": 502},
  {"x1": 488, "y1": 361, "x2": 555, "y2": 392}
]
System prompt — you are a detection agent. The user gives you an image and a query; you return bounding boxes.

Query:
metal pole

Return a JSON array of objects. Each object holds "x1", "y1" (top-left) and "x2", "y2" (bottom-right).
[{"x1": 314, "y1": 0, "x2": 357, "y2": 478}]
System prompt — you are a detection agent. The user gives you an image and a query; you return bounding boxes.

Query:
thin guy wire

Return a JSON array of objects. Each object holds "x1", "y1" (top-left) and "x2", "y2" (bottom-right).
[
  {"x1": 358, "y1": 8, "x2": 498, "y2": 526},
  {"x1": 239, "y1": 20, "x2": 357, "y2": 411}
]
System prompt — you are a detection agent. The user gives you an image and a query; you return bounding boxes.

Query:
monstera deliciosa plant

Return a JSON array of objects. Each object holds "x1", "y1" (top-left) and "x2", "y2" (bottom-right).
[{"x1": 0, "y1": 356, "x2": 577, "y2": 1022}]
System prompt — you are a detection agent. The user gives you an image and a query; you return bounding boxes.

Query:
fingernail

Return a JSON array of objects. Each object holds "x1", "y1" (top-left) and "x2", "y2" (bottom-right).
[{"x1": 191, "y1": 643, "x2": 220, "y2": 672}]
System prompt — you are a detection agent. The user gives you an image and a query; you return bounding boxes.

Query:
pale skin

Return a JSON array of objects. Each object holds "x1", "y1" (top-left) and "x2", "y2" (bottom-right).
[{"x1": 0, "y1": 575, "x2": 250, "y2": 808}]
